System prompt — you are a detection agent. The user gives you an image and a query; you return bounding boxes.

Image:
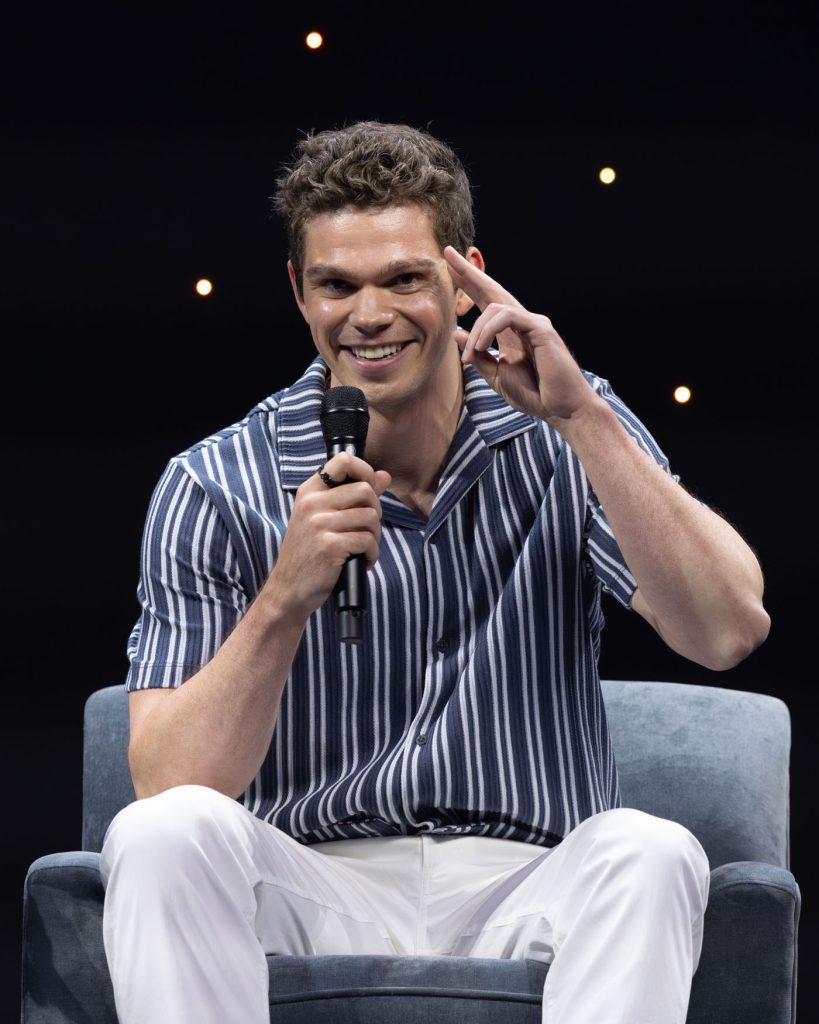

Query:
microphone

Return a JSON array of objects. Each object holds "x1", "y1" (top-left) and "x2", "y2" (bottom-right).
[{"x1": 320, "y1": 386, "x2": 370, "y2": 644}]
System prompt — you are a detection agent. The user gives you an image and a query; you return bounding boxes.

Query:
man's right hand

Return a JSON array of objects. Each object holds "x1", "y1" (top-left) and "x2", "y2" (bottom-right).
[{"x1": 264, "y1": 453, "x2": 392, "y2": 625}]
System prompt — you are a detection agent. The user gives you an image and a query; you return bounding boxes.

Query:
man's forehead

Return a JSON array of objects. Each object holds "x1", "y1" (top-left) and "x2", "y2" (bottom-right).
[{"x1": 301, "y1": 203, "x2": 440, "y2": 263}]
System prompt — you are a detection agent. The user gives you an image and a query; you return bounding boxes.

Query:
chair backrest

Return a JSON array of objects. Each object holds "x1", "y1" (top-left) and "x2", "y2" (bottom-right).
[
  {"x1": 82, "y1": 686, "x2": 134, "y2": 852},
  {"x1": 602, "y1": 680, "x2": 790, "y2": 870},
  {"x1": 82, "y1": 681, "x2": 791, "y2": 870}
]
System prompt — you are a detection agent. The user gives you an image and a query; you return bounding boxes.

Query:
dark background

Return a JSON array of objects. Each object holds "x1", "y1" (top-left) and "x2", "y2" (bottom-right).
[{"x1": 3, "y1": 1, "x2": 815, "y2": 1016}]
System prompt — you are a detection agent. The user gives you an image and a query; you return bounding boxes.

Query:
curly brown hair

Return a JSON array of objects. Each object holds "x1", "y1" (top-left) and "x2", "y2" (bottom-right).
[{"x1": 272, "y1": 121, "x2": 475, "y2": 294}]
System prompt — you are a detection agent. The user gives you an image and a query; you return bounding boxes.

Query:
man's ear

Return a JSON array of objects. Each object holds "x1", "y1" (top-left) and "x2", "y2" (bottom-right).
[
  {"x1": 455, "y1": 245, "x2": 485, "y2": 316},
  {"x1": 288, "y1": 260, "x2": 309, "y2": 322}
]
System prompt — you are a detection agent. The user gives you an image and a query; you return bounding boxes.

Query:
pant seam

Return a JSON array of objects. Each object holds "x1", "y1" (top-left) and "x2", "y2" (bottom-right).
[{"x1": 256, "y1": 879, "x2": 388, "y2": 931}]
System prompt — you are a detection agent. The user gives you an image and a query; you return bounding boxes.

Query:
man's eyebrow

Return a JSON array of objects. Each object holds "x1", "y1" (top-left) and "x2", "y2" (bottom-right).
[{"x1": 304, "y1": 258, "x2": 439, "y2": 283}]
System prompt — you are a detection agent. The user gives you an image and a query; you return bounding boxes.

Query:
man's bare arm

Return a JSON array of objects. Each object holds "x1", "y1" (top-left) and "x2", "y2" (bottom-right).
[
  {"x1": 446, "y1": 246, "x2": 770, "y2": 671},
  {"x1": 128, "y1": 453, "x2": 391, "y2": 799},
  {"x1": 558, "y1": 398, "x2": 769, "y2": 670}
]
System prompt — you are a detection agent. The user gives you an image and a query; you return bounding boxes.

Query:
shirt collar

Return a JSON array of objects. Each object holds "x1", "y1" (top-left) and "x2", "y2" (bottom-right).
[{"x1": 277, "y1": 355, "x2": 537, "y2": 492}]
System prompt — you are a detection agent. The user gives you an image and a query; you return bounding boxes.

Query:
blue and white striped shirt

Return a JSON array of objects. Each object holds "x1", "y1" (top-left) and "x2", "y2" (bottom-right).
[{"x1": 126, "y1": 356, "x2": 674, "y2": 847}]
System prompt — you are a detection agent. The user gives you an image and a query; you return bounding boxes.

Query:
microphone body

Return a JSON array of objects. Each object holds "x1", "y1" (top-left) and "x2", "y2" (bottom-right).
[{"x1": 320, "y1": 387, "x2": 370, "y2": 644}]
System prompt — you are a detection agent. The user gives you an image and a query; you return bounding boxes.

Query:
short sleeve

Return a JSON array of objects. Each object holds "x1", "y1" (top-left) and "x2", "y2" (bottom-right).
[
  {"x1": 582, "y1": 375, "x2": 680, "y2": 609},
  {"x1": 125, "y1": 458, "x2": 248, "y2": 690}
]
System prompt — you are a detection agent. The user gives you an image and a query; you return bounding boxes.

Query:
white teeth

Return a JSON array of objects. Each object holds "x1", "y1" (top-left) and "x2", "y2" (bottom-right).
[{"x1": 350, "y1": 343, "x2": 406, "y2": 360}]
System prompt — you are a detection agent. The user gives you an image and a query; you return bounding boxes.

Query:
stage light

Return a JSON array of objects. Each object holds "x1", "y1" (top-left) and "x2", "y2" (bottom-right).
[
  {"x1": 195, "y1": 279, "x2": 213, "y2": 296},
  {"x1": 674, "y1": 386, "x2": 692, "y2": 404},
  {"x1": 599, "y1": 167, "x2": 616, "y2": 185},
  {"x1": 306, "y1": 31, "x2": 323, "y2": 49}
]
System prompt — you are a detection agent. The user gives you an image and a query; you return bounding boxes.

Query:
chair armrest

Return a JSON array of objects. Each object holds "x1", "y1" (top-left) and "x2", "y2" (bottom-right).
[
  {"x1": 688, "y1": 861, "x2": 800, "y2": 1024},
  {"x1": 21, "y1": 852, "x2": 115, "y2": 1024}
]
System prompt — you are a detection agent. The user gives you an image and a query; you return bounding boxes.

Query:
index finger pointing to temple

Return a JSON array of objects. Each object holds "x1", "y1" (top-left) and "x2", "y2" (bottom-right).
[{"x1": 443, "y1": 245, "x2": 522, "y2": 310}]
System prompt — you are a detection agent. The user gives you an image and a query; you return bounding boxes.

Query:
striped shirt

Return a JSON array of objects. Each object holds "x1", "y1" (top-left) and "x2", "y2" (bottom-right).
[{"x1": 126, "y1": 355, "x2": 674, "y2": 847}]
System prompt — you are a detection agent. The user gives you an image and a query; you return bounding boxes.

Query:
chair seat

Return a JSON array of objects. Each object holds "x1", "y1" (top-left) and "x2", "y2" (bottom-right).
[
  {"x1": 23, "y1": 852, "x2": 800, "y2": 1024},
  {"x1": 268, "y1": 954, "x2": 545, "y2": 1022}
]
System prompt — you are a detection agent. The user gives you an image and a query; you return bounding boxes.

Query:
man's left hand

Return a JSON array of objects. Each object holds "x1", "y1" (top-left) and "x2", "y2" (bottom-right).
[{"x1": 445, "y1": 246, "x2": 599, "y2": 427}]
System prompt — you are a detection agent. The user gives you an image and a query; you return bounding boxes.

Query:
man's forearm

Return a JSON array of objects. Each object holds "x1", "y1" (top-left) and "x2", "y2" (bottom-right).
[
  {"x1": 128, "y1": 586, "x2": 307, "y2": 800},
  {"x1": 128, "y1": 451, "x2": 389, "y2": 801},
  {"x1": 557, "y1": 396, "x2": 770, "y2": 670}
]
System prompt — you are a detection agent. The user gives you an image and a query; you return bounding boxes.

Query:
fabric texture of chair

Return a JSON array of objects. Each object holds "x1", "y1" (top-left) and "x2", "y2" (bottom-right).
[{"x1": 21, "y1": 681, "x2": 800, "y2": 1023}]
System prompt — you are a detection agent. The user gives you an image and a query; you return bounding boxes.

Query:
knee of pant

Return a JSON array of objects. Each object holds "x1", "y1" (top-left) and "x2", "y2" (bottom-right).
[
  {"x1": 100, "y1": 784, "x2": 247, "y2": 883},
  {"x1": 593, "y1": 808, "x2": 710, "y2": 884}
]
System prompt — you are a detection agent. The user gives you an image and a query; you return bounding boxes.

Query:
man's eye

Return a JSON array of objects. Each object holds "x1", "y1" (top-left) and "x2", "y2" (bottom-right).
[
  {"x1": 322, "y1": 279, "x2": 352, "y2": 293},
  {"x1": 393, "y1": 273, "x2": 421, "y2": 288}
]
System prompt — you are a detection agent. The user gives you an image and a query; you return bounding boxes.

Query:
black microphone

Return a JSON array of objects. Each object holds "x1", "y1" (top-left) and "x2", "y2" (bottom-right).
[{"x1": 320, "y1": 386, "x2": 370, "y2": 644}]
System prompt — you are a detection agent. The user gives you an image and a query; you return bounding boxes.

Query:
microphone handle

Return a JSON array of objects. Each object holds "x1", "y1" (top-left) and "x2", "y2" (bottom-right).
[{"x1": 328, "y1": 440, "x2": 367, "y2": 644}]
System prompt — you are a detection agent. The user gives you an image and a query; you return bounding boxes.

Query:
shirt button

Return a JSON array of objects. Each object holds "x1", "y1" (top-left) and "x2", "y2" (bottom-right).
[
  {"x1": 436, "y1": 637, "x2": 449, "y2": 653},
  {"x1": 416, "y1": 734, "x2": 428, "y2": 745}
]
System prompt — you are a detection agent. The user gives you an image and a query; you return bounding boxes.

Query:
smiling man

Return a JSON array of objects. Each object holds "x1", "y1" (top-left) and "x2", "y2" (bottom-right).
[
  {"x1": 290, "y1": 203, "x2": 480, "y2": 517},
  {"x1": 100, "y1": 122, "x2": 770, "y2": 1024}
]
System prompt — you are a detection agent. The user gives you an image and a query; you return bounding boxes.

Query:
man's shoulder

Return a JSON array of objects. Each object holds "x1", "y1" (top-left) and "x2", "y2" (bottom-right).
[
  {"x1": 166, "y1": 358, "x2": 326, "y2": 482},
  {"x1": 169, "y1": 398, "x2": 277, "y2": 470}
]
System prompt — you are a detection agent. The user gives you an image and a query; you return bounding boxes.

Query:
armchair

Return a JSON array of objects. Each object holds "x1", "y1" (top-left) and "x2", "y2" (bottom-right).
[{"x1": 21, "y1": 680, "x2": 800, "y2": 1023}]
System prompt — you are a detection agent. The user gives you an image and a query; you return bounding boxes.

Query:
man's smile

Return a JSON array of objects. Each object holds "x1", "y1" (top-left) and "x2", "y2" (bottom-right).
[{"x1": 339, "y1": 341, "x2": 413, "y2": 366}]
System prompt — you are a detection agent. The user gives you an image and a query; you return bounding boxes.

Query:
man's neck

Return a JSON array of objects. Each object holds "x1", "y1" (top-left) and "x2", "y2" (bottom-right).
[{"x1": 329, "y1": 362, "x2": 465, "y2": 513}]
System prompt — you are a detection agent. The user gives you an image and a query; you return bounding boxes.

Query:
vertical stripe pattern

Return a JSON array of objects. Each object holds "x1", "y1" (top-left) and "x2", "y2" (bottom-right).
[{"x1": 126, "y1": 356, "x2": 676, "y2": 848}]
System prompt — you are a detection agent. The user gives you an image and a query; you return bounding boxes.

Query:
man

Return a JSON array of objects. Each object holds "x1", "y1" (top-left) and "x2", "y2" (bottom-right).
[{"x1": 101, "y1": 121, "x2": 770, "y2": 1023}]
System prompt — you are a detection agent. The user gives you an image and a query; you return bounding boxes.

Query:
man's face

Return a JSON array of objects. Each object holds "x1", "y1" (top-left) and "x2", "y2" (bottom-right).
[{"x1": 289, "y1": 204, "x2": 480, "y2": 414}]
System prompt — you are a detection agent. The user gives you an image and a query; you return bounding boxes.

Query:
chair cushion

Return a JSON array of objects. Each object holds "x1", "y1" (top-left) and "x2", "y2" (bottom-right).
[{"x1": 268, "y1": 954, "x2": 546, "y2": 1022}]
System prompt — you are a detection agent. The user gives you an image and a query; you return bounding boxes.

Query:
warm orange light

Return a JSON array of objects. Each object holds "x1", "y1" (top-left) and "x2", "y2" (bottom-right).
[
  {"x1": 674, "y1": 385, "x2": 692, "y2": 404},
  {"x1": 195, "y1": 279, "x2": 213, "y2": 296},
  {"x1": 306, "y1": 31, "x2": 323, "y2": 49},
  {"x1": 599, "y1": 166, "x2": 616, "y2": 185}
]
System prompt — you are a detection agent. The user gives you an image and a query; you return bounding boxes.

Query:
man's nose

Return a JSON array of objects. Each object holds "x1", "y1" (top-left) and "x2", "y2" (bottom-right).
[{"x1": 348, "y1": 286, "x2": 395, "y2": 335}]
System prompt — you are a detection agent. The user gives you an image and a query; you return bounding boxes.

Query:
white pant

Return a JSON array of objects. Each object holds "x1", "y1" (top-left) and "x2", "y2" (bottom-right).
[{"x1": 100, "y1": 785, "x2": 710, "y2": 1024}]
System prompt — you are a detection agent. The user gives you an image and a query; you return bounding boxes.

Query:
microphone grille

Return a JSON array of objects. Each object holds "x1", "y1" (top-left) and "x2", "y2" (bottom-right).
[{"x1": 320, "y1": 386, "x2": 369, "y2": 446}]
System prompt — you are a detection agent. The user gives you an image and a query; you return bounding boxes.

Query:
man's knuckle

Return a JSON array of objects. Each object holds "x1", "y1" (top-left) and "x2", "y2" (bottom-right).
[{"x1": 356, "y1": 481, "x2": 373, "y2": 500}]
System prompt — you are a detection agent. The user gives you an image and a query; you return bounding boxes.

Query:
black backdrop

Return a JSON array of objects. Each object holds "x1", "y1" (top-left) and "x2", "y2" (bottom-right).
[{"x1": 3, "y1": 2, "x2": 816, "y2": 1016}]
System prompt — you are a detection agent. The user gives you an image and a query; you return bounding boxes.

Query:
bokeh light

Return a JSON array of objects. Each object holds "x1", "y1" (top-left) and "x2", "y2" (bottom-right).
[
  {"x1": 195, "y1": 279, "x2": 213, "y2": 296},
  {"x1": 599, "y1": 167, "x2": 616, "y2": 184},
  {"x1": 674, "y1": 385, "x2": 692, "y2": 404},
  {"x1": 306, "y1": 31, "x2": 323, "y2": 49}
]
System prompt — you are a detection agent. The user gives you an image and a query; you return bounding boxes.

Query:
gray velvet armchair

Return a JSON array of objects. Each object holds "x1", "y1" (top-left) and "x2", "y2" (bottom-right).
[{"x1": 21, "y1": 680, "x2": 800, "y2": 1023}]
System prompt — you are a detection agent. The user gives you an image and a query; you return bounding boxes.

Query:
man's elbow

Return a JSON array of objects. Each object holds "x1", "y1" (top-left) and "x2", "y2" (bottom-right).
[{"x1": 705, "y1": 601, "x2": 771, "y2": 672}]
